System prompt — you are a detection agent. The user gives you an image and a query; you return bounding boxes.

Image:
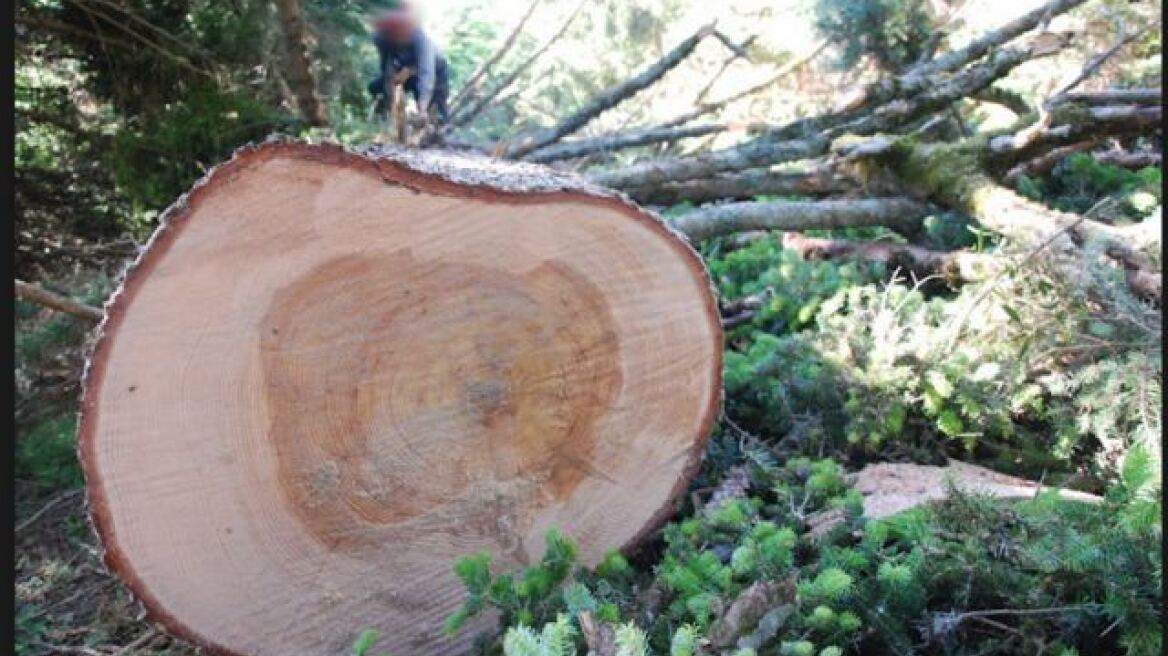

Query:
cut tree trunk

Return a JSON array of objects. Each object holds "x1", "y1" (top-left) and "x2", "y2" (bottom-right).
[{"x1": 80, "y1": 140, "x2": 722, "y2": 656}]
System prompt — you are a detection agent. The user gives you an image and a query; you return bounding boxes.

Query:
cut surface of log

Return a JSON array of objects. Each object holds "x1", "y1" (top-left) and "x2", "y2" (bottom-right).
[{"x1": 80, "y1": 140, "x2": 722, "y2": 656}]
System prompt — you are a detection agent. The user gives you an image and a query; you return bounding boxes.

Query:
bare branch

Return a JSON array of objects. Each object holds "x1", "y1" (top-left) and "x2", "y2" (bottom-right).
[
  {"x1": 507, "y1": 22, "x2": 717, "y2": 159},
  {"x1": 15, "y1": 279, "x2": 103, "y2": 322},
  {"x1": 448, "y1": 0, "x2": 542, "y2": 113},
  {"x1": 447, "y1": 0, "x2": 588, "y2": 128}
]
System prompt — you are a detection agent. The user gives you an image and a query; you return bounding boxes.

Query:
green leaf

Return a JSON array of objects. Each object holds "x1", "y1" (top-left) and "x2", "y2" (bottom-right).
[
  {"x1": 937, "y1": 409, "x2": 964, "y2": 436},
  {"x1": 352, "y1": 629, "x2": 378, "y2": 656},
  {"x1": 926, "y1": 370, "x2": 955, "y2": 398}
]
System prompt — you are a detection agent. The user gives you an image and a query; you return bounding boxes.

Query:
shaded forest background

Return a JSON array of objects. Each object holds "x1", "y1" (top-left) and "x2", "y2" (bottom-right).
[{"x1": 14, "y1": 0, "x2": 1163, "y2": 655}]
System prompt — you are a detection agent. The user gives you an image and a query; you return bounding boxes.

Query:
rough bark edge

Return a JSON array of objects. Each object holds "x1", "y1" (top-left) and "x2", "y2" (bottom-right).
[{"x1": 76, "y1": 136, "x2": 725, "y2": 656}]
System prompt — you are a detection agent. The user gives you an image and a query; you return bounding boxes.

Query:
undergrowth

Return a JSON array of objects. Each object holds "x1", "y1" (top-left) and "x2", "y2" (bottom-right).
[
  {"x1": 438, "y1": 445, "x2": 1160, "y2": 655},
  {"x1": 433, "y1": 154, "x2": 1162, "y2": 656}
]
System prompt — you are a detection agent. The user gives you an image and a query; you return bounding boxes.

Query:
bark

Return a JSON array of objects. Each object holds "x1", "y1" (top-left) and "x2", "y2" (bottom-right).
[
  {"x1": 973, "y1": 85, "x2": 1035, "y2": 115},
  {"x1": 623, "y1": 167, "x2": 857, "y2": 206},
  {"x1": 507, "y1": 23, "x2": 716, "y2": 159},
  {"x1": 448, "y1": 0, "x2": 542, "y2": 114},
  {"x1": 1055, "y1": 88, "x2": 1162, "y2": 106},
  {"x1": 578, "y1": 612, "x2": 617, "y2": 656},
  {"x1": 524, "y1": 122, "x2": 731, "y2": 163},
  {"x1": 589, "y1": 137, "x2": 829, "y2": 189},
  {"x1": 15, "y1": 279, "x2": 103, "y2": 322},
  {"x1": 843, "y1": 0, "x2": 1086, "y2": 112},
  {"x1": 781, "y1": 232, "x2": 996, "y2": 284},
  {"x1": 670, "y1": 197, "x2": 930, "y2": 243},
  {"x1": 448, "y1": 0, "x2": 587, "y2": 128},
  {"x1": 706, "y1": 578, "x2": 798, "y2": 650},
  {"x1": 273, "y1": 0, "x2": 327, "y2": 126},
  {"x1": 1094, "y1": 150, "x2": 1162, "y2": 170}
]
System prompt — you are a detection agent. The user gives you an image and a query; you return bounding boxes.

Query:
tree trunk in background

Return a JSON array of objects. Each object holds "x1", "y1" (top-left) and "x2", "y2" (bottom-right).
[{"x1": 274, "y1": 0, "x2": 327, "y2": 126}]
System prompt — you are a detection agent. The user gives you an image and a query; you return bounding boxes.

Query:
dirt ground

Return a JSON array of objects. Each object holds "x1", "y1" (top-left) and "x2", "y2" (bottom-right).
[{"x1": 15, "y1": 488, "x2": 199, "y2": 656}]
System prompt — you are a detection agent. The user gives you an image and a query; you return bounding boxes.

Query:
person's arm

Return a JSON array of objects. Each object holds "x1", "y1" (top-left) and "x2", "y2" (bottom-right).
[
  {"x1": 372, "y1": 34, "x2": 392, "y2": 96},
  {"x1": 413, "y1": 31, "x2": 438, "y2": 110}
]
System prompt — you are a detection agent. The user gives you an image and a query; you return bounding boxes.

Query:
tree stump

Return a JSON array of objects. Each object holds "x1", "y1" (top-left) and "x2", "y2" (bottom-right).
[{"x1": 79, "y1": 140, "x2": 722, "y2": 656}]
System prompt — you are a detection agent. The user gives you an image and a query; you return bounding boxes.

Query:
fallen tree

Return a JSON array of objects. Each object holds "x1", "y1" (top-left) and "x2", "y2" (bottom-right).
[
  {"x1": 80, "y1": 141, "x2": 723, "y2": 656},
  {"x1": 670, "y1": 197, "x2": 930, "y2": 242}
]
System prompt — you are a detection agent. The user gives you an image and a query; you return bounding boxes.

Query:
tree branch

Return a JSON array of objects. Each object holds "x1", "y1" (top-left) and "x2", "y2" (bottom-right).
[
  {"x1": 15, "y1": 279, "x2": 103, "y2": 322},
  {"x1": 448, "y1": 0, "x2": 542, "y2": 113},
  {"x1": 670, "y1": 197, "x2": 930, "y2": 242},
  {"x1": 507, "y1": 22, "x2": 717, "y2": 159}
]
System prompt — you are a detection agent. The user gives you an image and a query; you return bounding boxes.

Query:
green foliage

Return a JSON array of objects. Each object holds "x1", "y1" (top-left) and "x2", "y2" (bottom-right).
[
  {"x1": 15, "y1": 605, "x2": 48, "y2": 656},
  {"x1": 706, "y1": 235, "x2": 887, "y2": 336},
  {"x1": 502, "y1": 614, "x2": 577, "y2": 656},
  {"x1": 110, "y1": 87, "x2": 297, "y2": 214},
  {"x1": 813, "y1": 0, "x2": 937, "y2": 71},
  {"x1": 352, "y1": 629, "x2": 380, "y2": 656},
  {"x1": 452, "y1": 440, "x2": 1160, "y2": 655},
  {"x1": 446, "y1": 529, "x2": 634, "y2": 640},
  {"x1": 1016, "y1": 153, "x2": 1162, "y2": 221},
  {"x1": 716, "y1": 237, "x2": 1159, "y2": 478},
  {"x1": 17, "y1": 416, "x2": 83, "y2": 495}
]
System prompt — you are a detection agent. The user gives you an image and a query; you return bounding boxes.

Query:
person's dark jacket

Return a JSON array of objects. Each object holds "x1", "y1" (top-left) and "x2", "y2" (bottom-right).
[{"x1": 368, "y1": 28, "x2": 449, "y2": 119}]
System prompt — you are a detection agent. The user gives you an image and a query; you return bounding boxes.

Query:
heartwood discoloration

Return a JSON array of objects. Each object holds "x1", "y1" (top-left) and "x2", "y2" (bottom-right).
[{"x1": 259, "y1": 250, "x2": 622, "y2": 552}]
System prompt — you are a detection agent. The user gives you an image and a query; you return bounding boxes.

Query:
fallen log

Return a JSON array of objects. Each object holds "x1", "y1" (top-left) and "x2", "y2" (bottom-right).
[
  {"x1": 781, "y1": 232, "x2": 995, "y2": 284},
  {"x1": 622, "y1": 167, "x2": 857, "y2": 206},
  {"x1": 989, "y1": 104, "x2": 1162, "y2": 165},
  {"x1": 1093, "y1": 150, "x2": 1162, "y2": 170},
  {"x1": 670, "y1": 197, "x2": 930, "y2": 243},
  {"x1": 888, "y1": 137, "x2": 1161, "y2": 302},
  {"x1": 839, "y1": 0, "x2": 1086, "y2": 112},
  {"x1": 589, "y1": 136, "x2": 830, "y2": 189},
  {"x1": 589, "y1": 35, "x2": 1065, "y2": 191},
  {"x1": 524, "y1": 122, "x2": 732, "y2": 163},
  {"x1": 506, "y1": 23, "x2": 717, "y2": 159},
  {"x1": 1054, "y1": 88, "x2": 1162, "y2": 107},
  {"x1": 79, "y1": 141, "x2": 723, "y2": 656}
]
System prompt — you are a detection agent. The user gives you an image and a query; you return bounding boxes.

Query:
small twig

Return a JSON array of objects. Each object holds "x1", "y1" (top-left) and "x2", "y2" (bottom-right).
[
  {"x1": 1046, "y1": 21, "x2": 1144, "y2": 106},
  {"x1": 32, "y1": 642, "x2": 106, "y2": 656},
  {"x1": 16, "y1": 488, "x2": 83, "y2": 533},
  {"x1": 958, "y1": 604, "x2": 1099, "y2": 620},
  {"x1": 943, "y1": 198, "x2": 1105, "y2": 350},
  {"x1": 111, "y1": 628, "x2": 159, "y2": 656}
]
